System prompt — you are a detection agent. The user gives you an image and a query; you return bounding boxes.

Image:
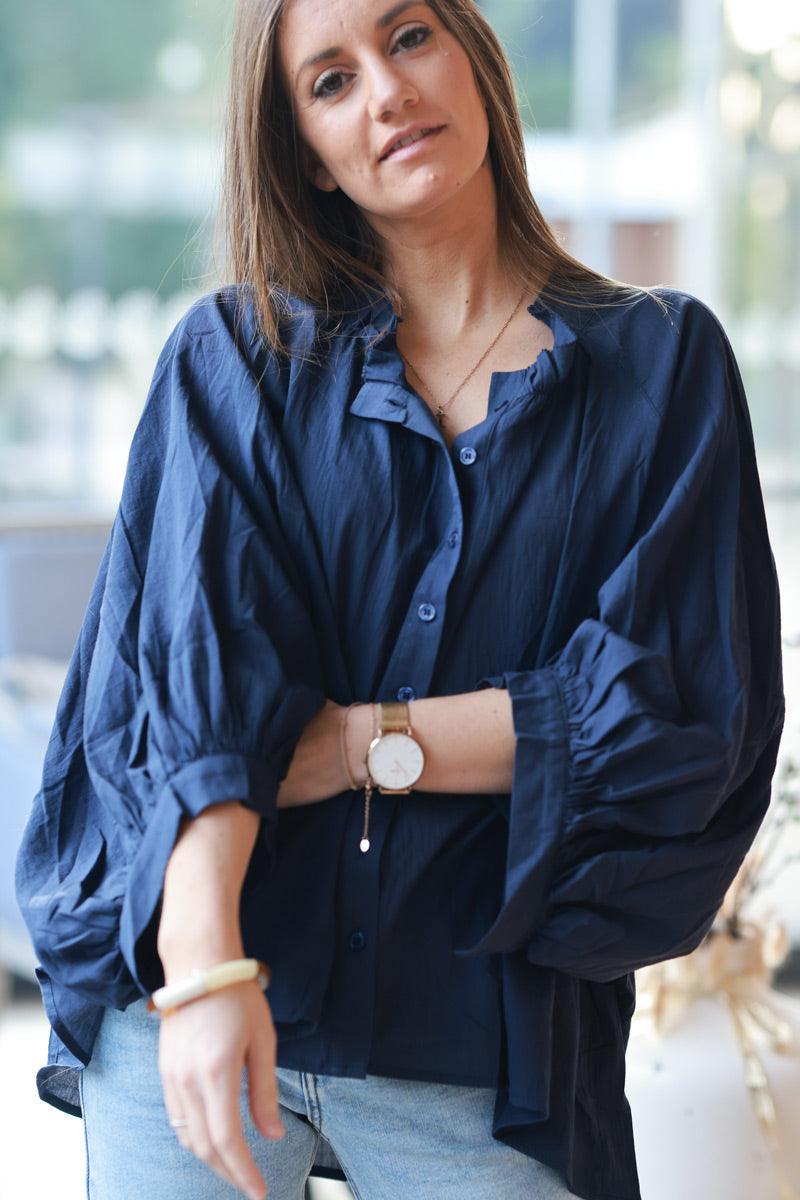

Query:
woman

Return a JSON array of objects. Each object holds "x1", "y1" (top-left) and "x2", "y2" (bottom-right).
[{"x1": 16, "y1": 1, "x2": 784, "y2": 1198}]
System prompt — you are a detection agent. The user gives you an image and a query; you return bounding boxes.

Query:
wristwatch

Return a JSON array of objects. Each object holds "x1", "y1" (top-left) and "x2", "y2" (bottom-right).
[{"x1": 366, "y1": 701, "x2": 425, "y2": 794}]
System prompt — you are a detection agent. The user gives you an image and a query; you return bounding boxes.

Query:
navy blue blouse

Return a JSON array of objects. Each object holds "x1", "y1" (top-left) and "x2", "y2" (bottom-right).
[{"x1": 16, "y1": 286, "x2": 784, "y2": 1200}]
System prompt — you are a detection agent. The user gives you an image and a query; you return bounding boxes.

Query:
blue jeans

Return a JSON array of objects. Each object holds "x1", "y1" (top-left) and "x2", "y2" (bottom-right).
[{"x1": 80, "y1": 1001, "x2": 577, "y2": 1199}]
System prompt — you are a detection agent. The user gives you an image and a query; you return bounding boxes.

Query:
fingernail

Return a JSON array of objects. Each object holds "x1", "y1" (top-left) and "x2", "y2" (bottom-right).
[{"x1": 267, "y1": 1121, "x2": 285, "y2": 1140}]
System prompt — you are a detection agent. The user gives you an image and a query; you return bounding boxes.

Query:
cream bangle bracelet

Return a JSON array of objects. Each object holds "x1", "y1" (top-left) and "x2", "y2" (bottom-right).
[{"x1": 147, "y1": 958, "x2": 271, "y2": 1017}]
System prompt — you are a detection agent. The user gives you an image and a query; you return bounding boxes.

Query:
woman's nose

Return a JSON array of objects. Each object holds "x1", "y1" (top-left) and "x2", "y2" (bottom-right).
[{"x1": 366, "y1": 59, "x2": 418, "y2": 121}]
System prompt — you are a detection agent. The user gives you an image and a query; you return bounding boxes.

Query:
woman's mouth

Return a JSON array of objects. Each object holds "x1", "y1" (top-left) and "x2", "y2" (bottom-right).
[{"x1": 380, "y1": 127, "x2": 442, "y2": 161}]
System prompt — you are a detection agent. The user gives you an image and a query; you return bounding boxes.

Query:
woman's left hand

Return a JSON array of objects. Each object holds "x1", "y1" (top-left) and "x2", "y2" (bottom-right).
[{"x1": 277, "y1": 700, "x2": 358, "y2": 807}]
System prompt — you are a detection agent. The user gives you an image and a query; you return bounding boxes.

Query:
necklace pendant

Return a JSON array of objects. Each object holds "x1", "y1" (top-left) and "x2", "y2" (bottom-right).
[{"x1": 436, "y1": 407, "x2": 446, "y2": 427}]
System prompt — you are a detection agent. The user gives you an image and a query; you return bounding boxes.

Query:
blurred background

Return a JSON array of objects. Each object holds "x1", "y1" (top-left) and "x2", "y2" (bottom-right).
[{"x1": 1, "y1": 0, "x2": 799, "y2": 1196}]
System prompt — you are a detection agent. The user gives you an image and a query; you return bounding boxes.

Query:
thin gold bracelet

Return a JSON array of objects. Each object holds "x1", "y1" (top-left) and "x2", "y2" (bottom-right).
[{"x1": 339, "y1": 703, "x2": 362, "y2": 791}]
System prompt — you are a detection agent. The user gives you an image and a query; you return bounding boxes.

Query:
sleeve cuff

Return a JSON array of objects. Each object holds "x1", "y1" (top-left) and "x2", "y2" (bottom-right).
[
  {"x1": 467, "y1": 668, "x2": 570, "y2": 956},
  {"x1": 119, "y1": 753, "x2": 280, "y2": 993}
]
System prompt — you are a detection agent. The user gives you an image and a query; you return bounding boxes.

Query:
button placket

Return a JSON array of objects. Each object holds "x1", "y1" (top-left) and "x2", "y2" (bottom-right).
[{"x1": 373, "y1": 453, "x2": 465, "y2": 702}]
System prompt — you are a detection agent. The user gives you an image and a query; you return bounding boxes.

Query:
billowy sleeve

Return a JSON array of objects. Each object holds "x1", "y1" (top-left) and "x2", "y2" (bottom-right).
[
  {"x1": 17, "y1": 296, "x2": 326, "y2": 1005},
  {"x1": 470, "y1": 296, "x2": 784, "y2": 982}
]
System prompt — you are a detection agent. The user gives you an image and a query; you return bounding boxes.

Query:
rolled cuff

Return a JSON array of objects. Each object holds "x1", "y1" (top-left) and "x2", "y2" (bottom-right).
[{"x1": 120, "y1": 752, "x2": 280, "y2": 994}]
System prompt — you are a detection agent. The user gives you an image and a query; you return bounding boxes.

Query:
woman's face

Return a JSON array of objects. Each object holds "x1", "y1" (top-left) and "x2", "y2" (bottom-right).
[{"x1": 278, "y1": 0, "x2": 491, "y2": 233}]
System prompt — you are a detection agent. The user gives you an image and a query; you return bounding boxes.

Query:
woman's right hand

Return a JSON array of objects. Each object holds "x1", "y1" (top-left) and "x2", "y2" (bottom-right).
[
  {"x1": 277, "y1": 699, "x2": 365, "y2": 808},
  {"x1": 157, "y1": 801, "x2": 281, "y2": 1198},
  {"x1": 157, "y1": 981, "x2": 285, "y2": 1200}
]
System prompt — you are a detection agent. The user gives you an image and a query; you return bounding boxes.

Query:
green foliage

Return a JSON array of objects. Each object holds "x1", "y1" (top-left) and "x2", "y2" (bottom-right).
[
  {"x1": 480, "y1": 0, "x2": 682, "y2": 130},
  {"x1": 479, "y1": 0, "x2": 573, "y2": 129},
  {"x1": 0, "y1": 0, "x2": 228, "y2": 297},
  {"x1": 104, "y1": 216, "x2": 215, "y2": 297},
  {"x1": 0, "y1": 209, "x2": 213, "y2": 298},
  {"x1": 616, "y1": 0, "x2": 681, "y2": 120},
  {"x1": 0, "y1": 210, "x2": 74, "y2": 292},
  {"x1": 0, "y1": 0, "x2": 230, "y2": 123}
]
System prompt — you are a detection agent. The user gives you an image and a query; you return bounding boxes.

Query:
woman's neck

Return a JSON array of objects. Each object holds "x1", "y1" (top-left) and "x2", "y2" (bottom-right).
[
  {"x1": 393, "y1": 240, "x2": 510, "y2": 341},
  {"x1": 369, "y1": 169, "x2": 552, "y2": 447},
  {"x1": 373, "y1": 163, "x2": 521, "y2": 344}
]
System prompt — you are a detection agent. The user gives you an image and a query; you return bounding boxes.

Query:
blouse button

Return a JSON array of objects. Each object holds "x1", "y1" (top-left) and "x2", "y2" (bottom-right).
[
  {"x1": 348, "y1": 931, "x2": 366, "y2": 952},
  {"x1": 417, "y1": 603, "x2": 437, "y2": 622},
  {"x1": 397, "y1": 686, "x2": 417, "y2": 702},
  {"x1": 459, "y1": 446, "x2": 477, "y2": 466}
]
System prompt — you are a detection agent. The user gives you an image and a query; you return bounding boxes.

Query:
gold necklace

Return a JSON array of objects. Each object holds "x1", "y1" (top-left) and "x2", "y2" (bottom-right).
[{"x1": 400, "y1": 290, "x2": 527, "y2": 427}]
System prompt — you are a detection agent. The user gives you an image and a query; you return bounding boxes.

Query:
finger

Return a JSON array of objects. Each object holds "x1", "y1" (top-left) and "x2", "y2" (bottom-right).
[
  {"x1": 157, "y1": 989, "x2": 274, "y2": 1198},
  {"x1": 160, "y1": 1076, "x2": 188, "y2": 1135},
  {"x1": 202, "y1": 1071, "x2": 267, "y2": 1200},
  {"x1": 174, "y1": 1074, "x2": 253, "y2": 1195},
  {"x1": 161, "y1": 1034, "x2": 245, "y2": 1191},
  {"x1": 160, "y1": 1066, "x2": 198, "y2": 1150},
  {"x1": 247, "y1": 1019, "x2": 284, "y2": 1141}
]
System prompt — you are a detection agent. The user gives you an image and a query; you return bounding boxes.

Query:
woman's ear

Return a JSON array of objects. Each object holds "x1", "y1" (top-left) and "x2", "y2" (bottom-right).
[
  {"x1": 310, "y1": 163, "x2": 339, "y2": 192},
  {"x1": 302, "y1": 148, "x2": 339, "y2": 193}
]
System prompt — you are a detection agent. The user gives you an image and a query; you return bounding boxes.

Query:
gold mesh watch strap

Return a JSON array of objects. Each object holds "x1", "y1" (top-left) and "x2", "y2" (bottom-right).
[{"x1": 377, "y1": 701, "x2": 412, "y2": 734}]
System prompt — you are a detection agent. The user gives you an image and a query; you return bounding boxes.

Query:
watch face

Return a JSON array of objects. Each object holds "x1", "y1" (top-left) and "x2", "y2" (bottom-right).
[{"x1": 367, "y1": 732, "x2": 424, "y2": 791}]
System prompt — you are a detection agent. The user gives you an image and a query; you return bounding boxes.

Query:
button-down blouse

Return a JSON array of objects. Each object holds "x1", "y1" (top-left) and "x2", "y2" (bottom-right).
[{"x1": 16, "y1": 286, "x2": 784, "y2": 1200}]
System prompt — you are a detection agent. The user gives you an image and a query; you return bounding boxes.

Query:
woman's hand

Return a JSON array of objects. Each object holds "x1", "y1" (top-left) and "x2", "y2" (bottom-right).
[
  {"x1": 158, "y1": 983, "x2": 283, "y2": 1200},
  {"x1": 277, "y1": 699, "x2": 362, "y2": 807}
]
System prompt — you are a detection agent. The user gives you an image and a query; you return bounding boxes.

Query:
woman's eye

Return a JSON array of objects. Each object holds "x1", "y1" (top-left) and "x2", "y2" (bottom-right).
[
  {"x1": 312, "y1": 69, "x2": 349, "y2": 99},
  {"x1": 392, "y1": 24, "x2": 433, "y2": 53}
]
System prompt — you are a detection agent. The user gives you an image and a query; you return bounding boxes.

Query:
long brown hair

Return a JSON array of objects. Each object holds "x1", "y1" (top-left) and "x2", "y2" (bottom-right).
[{"x1": 223, "y1": 0, "x2": 622, "y2": 350}]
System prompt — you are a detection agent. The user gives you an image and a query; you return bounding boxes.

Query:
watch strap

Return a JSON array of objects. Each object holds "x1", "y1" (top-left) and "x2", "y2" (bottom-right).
[{"x1": 377, "y1": 700, "x2": 411, "y2": 734}]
